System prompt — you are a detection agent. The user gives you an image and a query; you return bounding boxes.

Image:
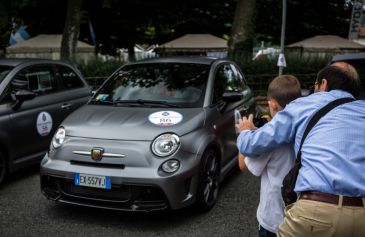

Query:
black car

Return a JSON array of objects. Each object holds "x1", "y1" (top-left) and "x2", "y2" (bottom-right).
[
  {"x1": 40, "y1": 56, "x2": 256, "y2": 211},
  {"x1": 331, "y1": 53, "x2": 365, "y2": 99},
  {"x1": 0, "y1": 59, "x2": 91, "y2": 184}
]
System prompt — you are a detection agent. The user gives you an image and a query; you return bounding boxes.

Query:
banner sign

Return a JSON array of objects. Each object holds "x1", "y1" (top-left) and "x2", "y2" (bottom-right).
[{"x1": 349, "y1": 0, "x2": 364, "y2": 40}]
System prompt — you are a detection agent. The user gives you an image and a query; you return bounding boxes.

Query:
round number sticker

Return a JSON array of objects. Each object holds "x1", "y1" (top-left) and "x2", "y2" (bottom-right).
[
  {"x1": 36, "y1": 112, "x2": 53, "y2": 136},
  {"x1": 148, "y1": 111, "x2": 183, "y2": 126}
]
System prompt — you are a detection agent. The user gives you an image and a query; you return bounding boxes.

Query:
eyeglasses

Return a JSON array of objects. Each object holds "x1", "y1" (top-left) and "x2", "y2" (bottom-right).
[
  {"x1": 307, "y1": 81, "x2": 320, "y2": 94},
  {"x1": 308, "y1": 81, "x2": 320, "y2": 90}
]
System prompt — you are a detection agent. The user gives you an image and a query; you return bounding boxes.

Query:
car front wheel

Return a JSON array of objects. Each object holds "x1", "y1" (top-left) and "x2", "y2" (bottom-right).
[{"x1": 196, "y1": 149, "x2": 220, "y2": 211}]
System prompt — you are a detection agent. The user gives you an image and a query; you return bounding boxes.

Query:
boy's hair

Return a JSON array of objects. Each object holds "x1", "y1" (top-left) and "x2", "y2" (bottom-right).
[{"x1": 267, "y1": 75, "x2": 302, "y2": 108}]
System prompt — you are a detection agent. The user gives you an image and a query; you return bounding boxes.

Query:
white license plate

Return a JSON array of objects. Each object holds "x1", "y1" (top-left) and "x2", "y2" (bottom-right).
[{"x1": 75, "y1": 173, "x2": 111, "y2": 189}]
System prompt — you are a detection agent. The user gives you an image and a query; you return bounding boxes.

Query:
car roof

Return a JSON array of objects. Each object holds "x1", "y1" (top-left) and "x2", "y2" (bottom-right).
[
  {"x1": 129, "y1": 56, "x2": 225, "y2": 65},
  {"x1": 0, "y1": 58, "x2": 69, "y2": 67},
  {"x1": 331, "y1": 53, "x2": 365, "y2": 62}
]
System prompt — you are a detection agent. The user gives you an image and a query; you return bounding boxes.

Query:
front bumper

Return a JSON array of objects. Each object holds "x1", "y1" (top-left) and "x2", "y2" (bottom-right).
[{"x1": 40, "y1": 138, "x2": 201, "y2": 211}]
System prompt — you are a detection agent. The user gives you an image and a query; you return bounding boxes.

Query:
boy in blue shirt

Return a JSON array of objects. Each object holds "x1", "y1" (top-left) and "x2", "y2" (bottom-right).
[{"x1": 238, "y1": 75, "x2": 302, "y2": 237}]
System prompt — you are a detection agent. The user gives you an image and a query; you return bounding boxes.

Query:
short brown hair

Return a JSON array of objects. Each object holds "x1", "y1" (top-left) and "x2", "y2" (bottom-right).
[{"x1": 267, "y1": 75, "x2": 302, "y2": 108}]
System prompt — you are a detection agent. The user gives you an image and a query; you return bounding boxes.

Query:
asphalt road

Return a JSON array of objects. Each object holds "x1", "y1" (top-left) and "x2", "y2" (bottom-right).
[{"x1": 0, "y1": 165, "x2": 260, "y2": 237}]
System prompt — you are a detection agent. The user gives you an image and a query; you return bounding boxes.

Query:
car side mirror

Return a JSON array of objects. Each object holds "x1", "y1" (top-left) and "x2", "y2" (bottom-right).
[
  {"x1": 222, "y1": 91, "x2": 243, "y2": 103},
  {"x1": 11, "y1": 90, "x2": 37, "y2": 110}
]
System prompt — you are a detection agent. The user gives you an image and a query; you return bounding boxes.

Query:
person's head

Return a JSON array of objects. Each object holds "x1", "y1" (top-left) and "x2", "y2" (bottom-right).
[
  {"x1": 267, "y1": 75, "x2": 302, "y2": 117},
  {"x1": 313, "y1": 62, "x2": 361, "y2": 99}
]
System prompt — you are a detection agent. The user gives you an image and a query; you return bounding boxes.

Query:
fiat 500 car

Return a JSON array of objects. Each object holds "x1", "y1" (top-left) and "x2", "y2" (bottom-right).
[
  {"x1": 0, "y1": 59, "x2": 91, "y2": 184},
  {"x1": 40, "y1": 56, "x2": 255, "y2": 211}
]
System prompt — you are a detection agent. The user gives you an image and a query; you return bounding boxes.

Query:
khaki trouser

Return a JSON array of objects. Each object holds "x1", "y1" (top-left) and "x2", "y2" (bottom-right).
[{"x1": 278, "y1": 198, "x2": 365, "y2": 237}]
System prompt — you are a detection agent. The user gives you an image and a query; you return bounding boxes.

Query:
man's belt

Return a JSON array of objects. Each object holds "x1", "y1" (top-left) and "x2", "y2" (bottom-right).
[{"x1": 299, "y1": 191, "x2": 364, "y2": 207}]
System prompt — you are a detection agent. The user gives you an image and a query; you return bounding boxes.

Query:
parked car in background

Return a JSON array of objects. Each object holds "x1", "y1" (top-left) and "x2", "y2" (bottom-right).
[
  {"x1": 0, "y1": 59, "x2": 91, "y2": 184},
  {"x1": 40, "y1": 56, "x2": 256, "y2": 211},
  {"x1": 331, "y1": 53, "x2": 365, "y2": 99}
]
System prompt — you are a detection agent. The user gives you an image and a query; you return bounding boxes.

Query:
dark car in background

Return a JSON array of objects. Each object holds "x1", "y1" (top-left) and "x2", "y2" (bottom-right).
[
  {"x1": 0, "y1": 59, "x2": 91, "y2": 184},
  {"x1": 331, "y1": 53, "x2": 365, "y2": 99},
  {"x1": 40, "y1": 56, "x2": 255, "y2": 212}
]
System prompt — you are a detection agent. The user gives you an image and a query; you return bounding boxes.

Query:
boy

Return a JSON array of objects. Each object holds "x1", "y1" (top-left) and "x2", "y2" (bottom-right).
[{"x1": 237, "y1": 75, "x2": 302, "y2": 237}]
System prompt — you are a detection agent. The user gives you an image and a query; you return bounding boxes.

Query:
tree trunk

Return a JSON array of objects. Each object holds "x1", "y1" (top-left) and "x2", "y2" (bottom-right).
[
  {"x1": 229, "y1": 0, "x2": 256, "y2": 54},
  {"x1": 61, "y1": 0, "x2": 82, "y2": 62},
  {"x1": 127, "y1": 44, "x2": 136, "y2": 62}
]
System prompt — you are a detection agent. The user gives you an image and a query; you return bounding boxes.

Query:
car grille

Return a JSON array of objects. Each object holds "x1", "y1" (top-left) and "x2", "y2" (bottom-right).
[
  {"x1": 61, "y1": 180, "x2": 132, "y2": 201},
  {"x1": 41, "y1": 175, "x2": 169, "y2": 212}
]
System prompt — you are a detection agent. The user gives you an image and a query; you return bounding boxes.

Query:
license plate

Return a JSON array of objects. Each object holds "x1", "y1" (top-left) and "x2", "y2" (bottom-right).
[{"x1": 75, "y1": 173, "x2": 111, "y2": 189}]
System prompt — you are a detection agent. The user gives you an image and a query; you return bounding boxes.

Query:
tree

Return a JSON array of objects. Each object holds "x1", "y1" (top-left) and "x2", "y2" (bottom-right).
[
  {"x1": 229, "y1": 0, "x2": 256, "y2": 56},
  {"x1": 0, "y1": 0, "x2": 356, "y2": 60},
  {"x1": 60, "y1": 0, "x2": 82, "y2": 62},
  {"x1": 254, "y1": 0, "x2": 352, "y2": 44},
  {"x1": 82, "y1": 0, "x2": 235, "y2": 58}
]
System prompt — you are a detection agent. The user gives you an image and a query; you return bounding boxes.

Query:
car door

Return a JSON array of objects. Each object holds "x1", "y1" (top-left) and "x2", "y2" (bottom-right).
[
  {"x1": 6, "y1": 63, "x2": 90, "y2": 168},
  {"x1": 53, "y1": 64, "x2": 91, "y2": 115},
  {"x1": 210, "y1": 63, "x2": 254, "y2": 167}
]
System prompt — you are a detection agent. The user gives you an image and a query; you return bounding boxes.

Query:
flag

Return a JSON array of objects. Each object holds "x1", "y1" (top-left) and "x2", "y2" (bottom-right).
[
  {"x1": 88, "y1": 18, "x2": 96, "y2": 45},
  {"x1": 9, "y1": 26, "x2": 30, "y2": 46}
]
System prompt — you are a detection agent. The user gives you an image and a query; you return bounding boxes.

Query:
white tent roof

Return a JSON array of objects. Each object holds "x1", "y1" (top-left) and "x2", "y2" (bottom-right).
[
  {"x1": 286, "y1": 35, "x2": 365, "y2": 51},
  {"x1": 6, "y1": 34, "x2": 94, "y2": 53},
  {"x1": 156, "y1": 34, "x2": 227, "y2": 52}
]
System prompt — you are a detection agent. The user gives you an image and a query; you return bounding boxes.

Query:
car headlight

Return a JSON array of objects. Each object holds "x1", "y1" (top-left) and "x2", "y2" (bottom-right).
[
  {"x1": 52, "y1": 127, "x2": 66, "y2": 149},
  {"x1": 152, "y1": 133, "x2": 180, "y2": 157}
]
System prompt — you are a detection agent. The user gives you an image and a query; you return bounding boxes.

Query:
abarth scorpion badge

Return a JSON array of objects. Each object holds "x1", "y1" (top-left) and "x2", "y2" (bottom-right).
[{"x1": 91, "y1": 148, "x2": 104, "y2": 161}]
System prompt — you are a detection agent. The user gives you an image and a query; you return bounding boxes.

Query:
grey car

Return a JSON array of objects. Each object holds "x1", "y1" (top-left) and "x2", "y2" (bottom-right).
[
  {"x1": 40, "y1": 57, "x2": 255, "y2": 211},
  {"x1": 0, "y1": 59, "x2": 91, "y2": 184}
]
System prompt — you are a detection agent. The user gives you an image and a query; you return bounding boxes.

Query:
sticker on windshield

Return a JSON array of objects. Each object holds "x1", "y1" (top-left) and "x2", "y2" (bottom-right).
[
  {"x1": 36, "y1": 111, "x2": 53, "y2": 136},
  {"x1": 96, "y1": 94, "x2": 109, "y2": 101},
  {"x1": 148, "y1": 111, "x2": 183, "y2": 126}
]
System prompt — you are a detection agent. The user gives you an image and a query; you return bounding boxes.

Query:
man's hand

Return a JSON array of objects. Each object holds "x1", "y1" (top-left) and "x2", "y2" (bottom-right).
[{"x1": 235, "y1": 114, "x2": 257, "y2": 132}]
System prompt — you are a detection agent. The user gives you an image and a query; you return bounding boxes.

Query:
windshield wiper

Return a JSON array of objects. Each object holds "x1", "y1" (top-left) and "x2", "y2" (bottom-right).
[
  {"x1": 113, "y1": 99, "x2": 180, "y2": 108},
  {"x1": 88, "y1": 99, "x2": 114, "y2": 105}
]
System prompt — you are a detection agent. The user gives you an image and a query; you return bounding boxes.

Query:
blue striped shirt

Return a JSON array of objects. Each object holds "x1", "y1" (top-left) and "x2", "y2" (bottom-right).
[{"x1": 237, "y1": 90, "x2": 365, "y2": 196}]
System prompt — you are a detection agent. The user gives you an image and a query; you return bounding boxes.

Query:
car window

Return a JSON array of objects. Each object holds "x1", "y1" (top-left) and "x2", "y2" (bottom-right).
[
  {"x1": 0, "y1": 66, "x2": 14, "y2": 84},
  {"x1": 213, "y1": 64, "x2": 244, "y2": 104},
  {"x1": 13, "y1": 65, "x2": 58, "y2": 95},
  {"x1": 55, "y1": 65, "x2": 84, "y2": 89},
  {"x1": 94, "y1": 63, "x2": 209, "y2": 108},
  {"x1": 230, "y1": 64, "x2": 247, "y2": 90}
]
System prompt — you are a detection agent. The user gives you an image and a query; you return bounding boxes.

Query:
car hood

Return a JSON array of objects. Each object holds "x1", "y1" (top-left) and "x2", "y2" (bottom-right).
[{"x1": 62, "y1": 105, "x2": 205, "y2": 140}]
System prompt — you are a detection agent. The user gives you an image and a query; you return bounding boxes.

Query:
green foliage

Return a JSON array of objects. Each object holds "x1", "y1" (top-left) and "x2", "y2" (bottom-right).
[
  {"x1": 77, "y1": 55, "x2": 329, "y2": 95},
  {"x1": 0, "y1": 0, "x2": 356, "y2": 56},
  {"x1": 76, "y1": 58, "x2": 122, "y2": 88},
  {"x1": 230, "y1": 54, "x2": 329, "y2": 96},
  {"x1": 229, "y1": 39, "x2": 254, "y2": 61},
  {"x1": 77, "y1": 58, "x2": 122, "y2": 77},
  {"x1": 254, "y1": 0, "x2": 352, "y2": 44}
]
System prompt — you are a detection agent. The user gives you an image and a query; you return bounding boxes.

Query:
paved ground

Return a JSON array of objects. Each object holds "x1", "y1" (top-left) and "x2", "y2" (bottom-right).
[{"x1": 0, "y1": 165, "x2": 260, "y2": 237}]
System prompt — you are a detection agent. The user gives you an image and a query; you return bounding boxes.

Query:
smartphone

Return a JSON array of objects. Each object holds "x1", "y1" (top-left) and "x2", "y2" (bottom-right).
[{"x1": 234, "y1": 109, "x2": 242, "y2": 134}]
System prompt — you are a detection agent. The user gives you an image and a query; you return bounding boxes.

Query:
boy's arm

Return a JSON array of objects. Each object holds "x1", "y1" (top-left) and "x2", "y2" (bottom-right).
[
  {"x1": 239, "y1": 151, "x2": 273, "y2": 176},
  {"x1": 238, "y1": 152, "x2": 248, "y2": 172},
  {"x1": 236, "y1": 109, "x2": 295, "y2": 157}
]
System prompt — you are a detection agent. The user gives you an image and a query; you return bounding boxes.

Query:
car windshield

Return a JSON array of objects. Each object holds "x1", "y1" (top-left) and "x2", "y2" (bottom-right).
[
  {"x1": 0, "y1": 66, "x2": 14, "y2": 84},
  {"x1": 92, "y1": 62, "x2": 209, "y2": 108}
]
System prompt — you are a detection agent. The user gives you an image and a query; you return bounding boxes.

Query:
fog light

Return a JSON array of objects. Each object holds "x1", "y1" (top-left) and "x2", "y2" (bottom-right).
[{"x1": 161, "y1": 159, "x2": 180, "y2": 173}]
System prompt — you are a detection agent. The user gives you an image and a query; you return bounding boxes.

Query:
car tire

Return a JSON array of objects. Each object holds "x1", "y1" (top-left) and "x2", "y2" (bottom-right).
[
  {"x1": 195, "y1": 149, "x2": 220, "y2": 211},
  {"x1": 0, "y1": 148, "x2": 7, "y2": 185}
]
